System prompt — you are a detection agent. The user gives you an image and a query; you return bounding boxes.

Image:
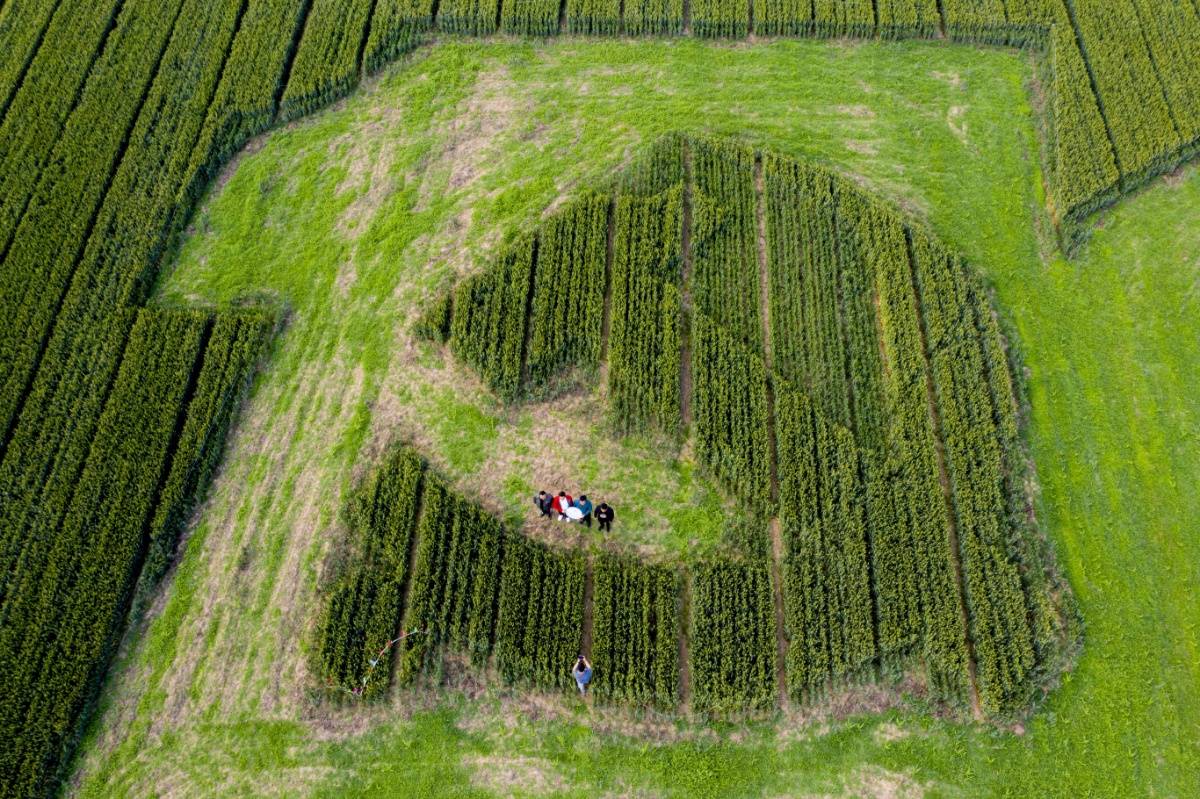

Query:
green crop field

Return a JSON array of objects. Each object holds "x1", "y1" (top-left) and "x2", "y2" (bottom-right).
[{"x1": 0, "y1": 2, "x2": 1197, "y2": 798}]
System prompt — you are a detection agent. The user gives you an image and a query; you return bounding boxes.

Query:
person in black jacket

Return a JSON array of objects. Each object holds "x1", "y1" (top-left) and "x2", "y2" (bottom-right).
[
  {"x1": 595, "y1": 502, "x2": 615, "y2": 532},
  {"x1": 534, "y1": 490, "x2": 553, "y2": 518}
]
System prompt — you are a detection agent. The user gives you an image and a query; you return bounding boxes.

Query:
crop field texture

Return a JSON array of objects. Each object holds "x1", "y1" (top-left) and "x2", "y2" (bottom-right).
[
  {"x1": 441, "y1": 135, "x2": 1074, "y2": 718},
  {"x1": 0, "y1": 0, "x2": 1196, "y2": 794}
]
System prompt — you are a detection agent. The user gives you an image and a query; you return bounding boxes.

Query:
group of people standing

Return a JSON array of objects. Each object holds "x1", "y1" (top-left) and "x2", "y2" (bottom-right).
[{"x1": 534, "y1": 490, "x2": 615, "y2": 531}]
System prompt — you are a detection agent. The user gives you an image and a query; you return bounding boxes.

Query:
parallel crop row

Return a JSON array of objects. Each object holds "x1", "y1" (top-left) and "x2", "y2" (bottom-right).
[
  {"x1": 436, "y1": 139, "x2": 1069, "y2": 717},
  {"x1": 501, "y1": 0, "x2": 562, "y2": 35},
  {"x1": 319, "y1": 448, "x2": 425, "y2": 695},
  {"x1": 364, "y1": 0, "x2": 435, "y2": 73},
  {"x1": 591, "y1": 554, "x2": 680, "y2": 707},
  {"x1": 398, "y1": 473, "x2": 507, "y2": 681},
  {"x1": 689, "y1": 560, "x2": 777, "y2": 712},
  {"x1": 0, "y1": 0, "x2": 250, "y2": 624},
  {"x1": 875, "y1": 0, "x2": 941, "y2": 39},
  {"x1": 448, "y1": 194, "x2": 610, "y2": 400},
  {"x1": 908, "y1": 229, "x2": 1041, "y2": 715},
  {"x1": 0, "y1": 0, "x2": 122, "y2": 259},
  {"x1": 494, "y1": 534, "x2": 586, "y2": 691},
  {"x1": 0, "y1": 0, "x2": 59, "y2": 120},
  {"x1": 811, "y1": 0, "x2": 876, "y2": 37},
  {"x1": 180, "y1": 0, "x2": 313, "y2": 225},
  {"x1": 691, "y1": 0, "x2": 748, "y2": 38},
  {"x1": 607, "y1": 188, "x2": 683, "y2": 435},
  {"x1": 278, "y1": 0, "x2": 375, "y2": 122},
  {"x1": 567, "y1": 0, "x2": 623, "y2": 35},
  {"x1": 690, "y1": 137, "x2": 761, "y2": 353},
  {"x1": 0, "y1": 0, "x2": 190, "y2": 443},
  {"x1": 776, "y1": 387, "x2": 875, "y2": 699},
  {"x1": 691, "y1": 312, "x2": 771, "y2": 510},
  {"x1": 450, "y1": 236, "x2": 536, "y2": 400},
  {"x1": 621, "y1": 0, "x2": 684, "y2": 35},
  {"x1": 859, "y1": 200, "x2": 975, "y2": 704},
  {"x1": 0, "y1": 308, "x2": 270, "y2": 799},
  {"x1": 1069, "y1": 0, "x2": 1183, "y2": 186},
  {"x1": 526, "y1": 193, "x2": 609, "y2": 389},
  {"x1": 762, "y1": 154, "x2": 852, "y2": 429},
  {"x1": 436, "y1": 0, "x2": 501, "y2": 34},
  {"x1": 318, "y1": 451, "x2": 587, "y2": 694},
  {"x1": 138, "y1": 309, "x2": 277, "y2": 598}
]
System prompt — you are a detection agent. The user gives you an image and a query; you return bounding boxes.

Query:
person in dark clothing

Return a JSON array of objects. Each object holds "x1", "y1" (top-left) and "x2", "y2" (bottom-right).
[
  {"x1": 595, "y1": 502, "x2": 614, "y2": 532},
  {"x1": 534, "y1": 490, "x2": 553, "y2": 518},
  {"x1": 574, "y1": 494, "x2": 594, "y2": 527}
]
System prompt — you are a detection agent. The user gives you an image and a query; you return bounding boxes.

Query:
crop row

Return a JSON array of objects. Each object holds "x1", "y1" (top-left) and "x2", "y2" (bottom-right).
[
  {"x1": 776, "y1": 387, "x2": 876, "y2": 698},
  {"x1": 0, "y1": 0, "x2": 123, "y2": 261},
  {"x1": 526, "y1": 192, "x2": 609, "y2": 388},
  {"x1": 762, "y1": 154, "x2": 854, "y2": 430},
  {"x1": 449, "y1": 193, "x2": 610, "y2": 400},
  {"x1": 438, "y1": 138, "x2": 1068, "y2": 714},
  {"x1": 856, "y1": 199, "x2": 976, "y2": 704},
  {"x1": 690, "y1": 137, "x2": 762, "y2": 353},
  {"x1": 364, "y1": 0, "x2": 435, "y2": 73},
  {"x1": 450, "y1": 235, "x2": 536, "y2": 400},
  {"x1": 691, "y1": 312, "x2": 772, "y2": 510},
  {"x1": 0, "y1": 0, "x2": 190, "y2": 442},
  {"x1": 279, "y1": 0, "x2": 376, "y2": 122},
  {"x1": 607, "y1": 187, "x2": 684, "y2": 435},
  {"x1": 318, "y1": 452, "x2": 588, "y2": 694},
  {"x1": 908, "y1": 229, "x2": 1047, "y2": 715},
  {"x1": 689, "y1": 560, "x2": 777, "y2": 712},
  {"x1": 0, "y1": 308, "x2": 271, "y2": 799},
  {"x1": 398, "y1": 473, "x2": 509, "y2": 681},
  {"x1": 0, "y1": 0, "x2": 59, "y2": 121},
  {"x1": 591, "y1": 554, "x2": 681, "y2": 707},
  {"x1": 319, "y1": 448, "x2": 425, "y2": 695},
  {"x1": 494, "y1": 534, "x2": 587, "y2": 690}
]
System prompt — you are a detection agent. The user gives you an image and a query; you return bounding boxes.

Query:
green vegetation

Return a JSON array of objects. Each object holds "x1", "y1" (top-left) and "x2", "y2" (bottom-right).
[
  {"x1": 690, "y1": 560, "x2": 777, "y2": 712},
  {"x1": 591, "y1": 553, "x2": 681, "y2": 707},
  {"x1": 440, "y1": 133, "x2": 1070, "y2": 716},
  {"x1": 0, "y1": 2, "x2": 1189, "y2": 789},
  {"x1": 318, "y1": 447, "x2": 424, "y2": 696},
  {"x1": 61, "y1": 39, "x2": 1195, "y2": 797},
  {"x1": 0, "y1": 307, "x2": 272, "y2": 798}
]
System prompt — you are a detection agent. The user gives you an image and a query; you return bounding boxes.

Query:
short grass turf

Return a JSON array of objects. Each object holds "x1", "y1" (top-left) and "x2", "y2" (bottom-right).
[{"x1": 71, "y1": 38, "x2": 1199, "y2": 797}]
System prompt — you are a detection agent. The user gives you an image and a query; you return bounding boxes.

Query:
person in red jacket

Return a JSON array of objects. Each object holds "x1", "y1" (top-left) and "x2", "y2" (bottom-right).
[{"x1": 552, "y1": 491, "x2": 574, "y2": 521}]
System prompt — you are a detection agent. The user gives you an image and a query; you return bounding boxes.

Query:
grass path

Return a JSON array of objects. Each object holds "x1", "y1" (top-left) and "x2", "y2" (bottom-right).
[{"x1": 70, "y1": 38, "x2": 1198, "y2": 797}]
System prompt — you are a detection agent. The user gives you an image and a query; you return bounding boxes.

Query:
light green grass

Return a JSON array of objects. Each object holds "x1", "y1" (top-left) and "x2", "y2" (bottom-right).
[{"x1": 72, "y1": 38, "x2": 1198, "y2": 798}]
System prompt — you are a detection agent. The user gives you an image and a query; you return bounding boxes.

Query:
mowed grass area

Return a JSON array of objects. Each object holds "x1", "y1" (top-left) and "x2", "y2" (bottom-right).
[{"x1": 72, "y1": 38, "x2": 1198, "y2": 797}]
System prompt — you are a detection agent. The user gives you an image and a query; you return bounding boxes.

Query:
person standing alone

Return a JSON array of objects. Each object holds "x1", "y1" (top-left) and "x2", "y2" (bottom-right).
[
  {"x1": 571, "y1": 656, "x2": 593, "y2": 696},
  {"x1": 595, "y1": 502, "x2": 615, "y2": 532}
]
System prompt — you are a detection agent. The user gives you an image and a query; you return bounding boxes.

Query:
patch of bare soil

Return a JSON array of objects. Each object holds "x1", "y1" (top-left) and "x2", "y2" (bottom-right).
[
  {"x1": 836, "y1": 104, "x2": 877, "y2": 119},
  {"x1": 842, "y1": 765, "x2": 930, "y2": 799},
  {"x1": 845, "y1": 140, "x2": 879, "y2": 156},
  {"x1": 946, "y1": 106, "x2": 969, "y2": 144},
  {"x1": 466, "y1": 754, "x2": 568, "y2": 797},
  {"x1": 930, "y1": 70, "x2": 965, "y2": 91},
  {"x1": 777, "y1": 673, "x2": 928, "y2": 744}
]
